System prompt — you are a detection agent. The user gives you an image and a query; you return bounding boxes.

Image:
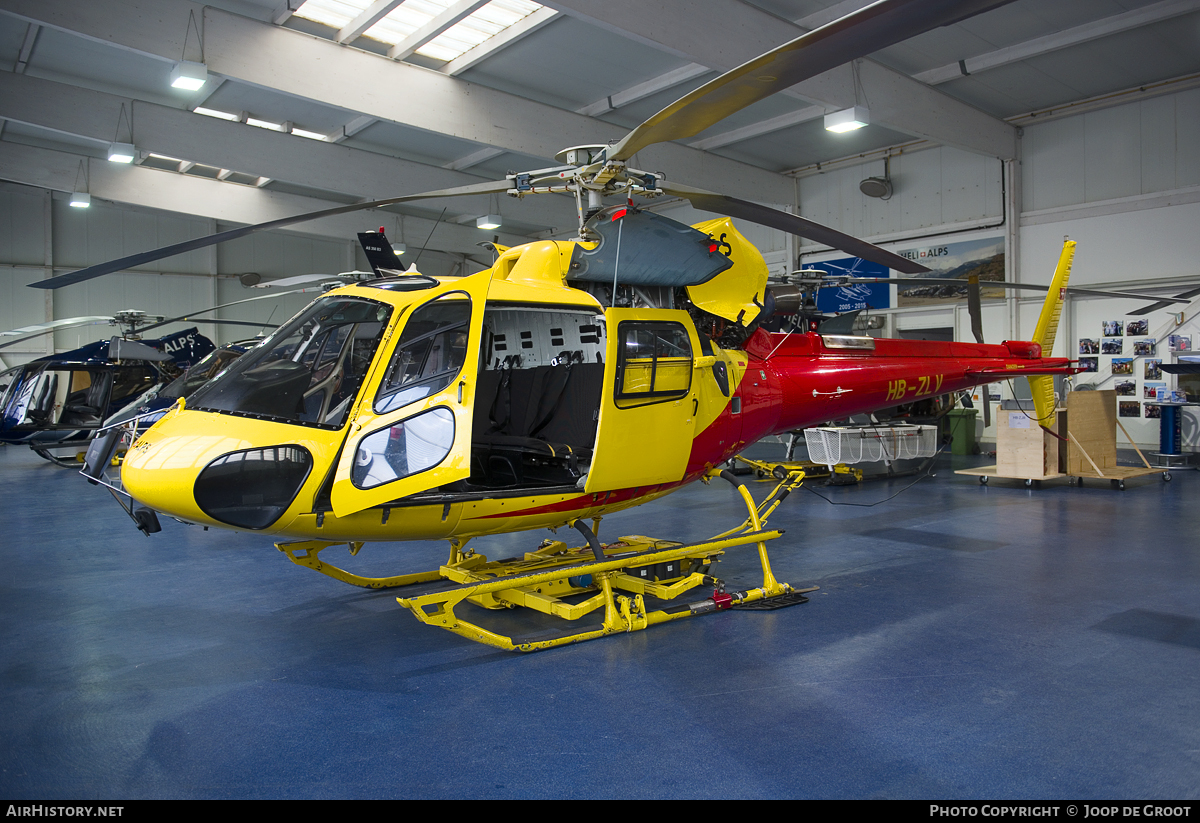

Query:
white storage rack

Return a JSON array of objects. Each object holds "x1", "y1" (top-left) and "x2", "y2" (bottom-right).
[{"x1": 803, "y1": 424, "x2": 938, "y2": 468}]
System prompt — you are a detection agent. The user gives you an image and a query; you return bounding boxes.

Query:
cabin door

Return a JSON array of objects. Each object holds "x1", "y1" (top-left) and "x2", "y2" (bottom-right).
[
  {"x1": 330, "y1": 271, "x2": 491, "y2": 517},
  {"x1": 584, "y1": 309, "x2": 698, "y2": 493}
]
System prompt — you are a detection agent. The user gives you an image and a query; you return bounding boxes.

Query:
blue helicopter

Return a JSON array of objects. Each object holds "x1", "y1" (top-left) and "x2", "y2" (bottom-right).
[
  {"x1": 2, "y1": 228, "x2": 409, "y2": 464},
  {"x1": 0, "y1": 310, "x2": 220, "y2": 461}
]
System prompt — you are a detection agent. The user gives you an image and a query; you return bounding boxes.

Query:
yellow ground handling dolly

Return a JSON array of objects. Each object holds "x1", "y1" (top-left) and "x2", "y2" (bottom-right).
[
  {"x1": 276, "y1": 467, "x2": 815, "y2": 652},
  {"x1": 733, "y1": 454, "x2": 863, "y2": 486}
]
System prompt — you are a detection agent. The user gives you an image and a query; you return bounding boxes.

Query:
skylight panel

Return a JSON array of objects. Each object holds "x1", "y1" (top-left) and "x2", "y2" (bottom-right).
[
  {"x1": 293, "y1": 0, "x2": 373, "y2": 30},
  {"x1": 417, "y1": 0, "x2": 542, "y2": 61},
  {"x1": 294, "y1": 0, "x2": 548, "y2": 63},
  {"x1": 363, "y1": 0, "x2": 453, "y2": 45}
]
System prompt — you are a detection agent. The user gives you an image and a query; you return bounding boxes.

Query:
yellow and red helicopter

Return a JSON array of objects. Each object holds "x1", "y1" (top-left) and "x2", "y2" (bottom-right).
[{"x1": 55, "y1": 0, "x2": 1097, "y2": 651}]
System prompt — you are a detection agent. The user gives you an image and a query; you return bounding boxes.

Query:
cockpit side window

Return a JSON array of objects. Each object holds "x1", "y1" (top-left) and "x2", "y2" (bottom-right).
[{"x1": 374, "y1": 293, "x2": 471, "y2": 415}]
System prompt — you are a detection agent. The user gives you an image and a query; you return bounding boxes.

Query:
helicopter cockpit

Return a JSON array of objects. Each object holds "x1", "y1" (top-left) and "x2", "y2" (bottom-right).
[{"x1": 188, "y1": 297, "x2": 392, "y2": 429}]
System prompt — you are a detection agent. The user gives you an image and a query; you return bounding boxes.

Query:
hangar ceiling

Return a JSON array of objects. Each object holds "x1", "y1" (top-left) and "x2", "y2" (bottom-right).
[{"x1": 0, "y1": 0, "x2": 1197, "y2": 272}]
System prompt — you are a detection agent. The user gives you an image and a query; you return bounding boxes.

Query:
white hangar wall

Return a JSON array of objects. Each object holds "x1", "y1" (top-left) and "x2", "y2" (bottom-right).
[
  {"x1": 797, "y1": 85, "x2": 1200, "y2": 448},
  {"x1": 0, "y1": 180, "x2": 382, "y2": 366}
]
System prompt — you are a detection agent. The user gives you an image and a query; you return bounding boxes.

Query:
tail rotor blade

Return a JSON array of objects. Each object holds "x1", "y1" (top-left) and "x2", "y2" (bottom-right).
[{"x1": 967, "y1": 274, "x2": 984, "y2": 345}]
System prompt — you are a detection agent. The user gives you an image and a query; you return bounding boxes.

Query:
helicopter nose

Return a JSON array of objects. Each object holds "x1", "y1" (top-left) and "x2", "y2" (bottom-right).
[{"x1": 121, "y1": 412, "x2": 312, "y2": 532}]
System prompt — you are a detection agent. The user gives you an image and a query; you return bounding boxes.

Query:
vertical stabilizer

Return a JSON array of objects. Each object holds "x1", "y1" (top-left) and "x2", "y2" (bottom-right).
[
  {"x1": 358, "y1": 230, "x2": 403, "y2": 277},
  {"x1": 1028, "y1": 240, "x2": 1076, "y2": 423}
]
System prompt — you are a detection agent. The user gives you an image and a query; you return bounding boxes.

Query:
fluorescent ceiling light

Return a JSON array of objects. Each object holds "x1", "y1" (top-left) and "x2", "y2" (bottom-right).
[
  {"x1": 393, "y1": 242, "x2": 406, "y2": 255},
  {"x1": 194, "y1": 106, "x2": 239, "y2": 121},
  {"x1": 246, "y1": 117, "x2": 285, "y2": 131},
  {"x1": 69, "y1": 192, "x2": 91, "y2": 208},
  {"x1": 290, "y1": 126, "x2": 328, "y2": 141},
  {"x1": 824, "y1": 106, "x2": 869, "y2": 133},
  {"x1": 107, "y1": 142, "x2": 137, "y2": 163},
  {"x1": 476, "y1": 214, "x2": 501, "y2": 230},
  {"x1": 170, "y1": 60, "x2": 208, "y2": 91}
]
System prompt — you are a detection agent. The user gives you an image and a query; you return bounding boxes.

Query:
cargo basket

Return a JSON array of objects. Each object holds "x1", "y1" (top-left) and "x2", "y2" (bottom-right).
[{"x1": 803, "y1": 424, "x2": 938, "y2": 467}]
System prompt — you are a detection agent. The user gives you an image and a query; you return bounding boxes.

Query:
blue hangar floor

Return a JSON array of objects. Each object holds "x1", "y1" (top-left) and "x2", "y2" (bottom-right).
[{"x1": 1, "y1": 441, "x2": 1198, "y2": 800}]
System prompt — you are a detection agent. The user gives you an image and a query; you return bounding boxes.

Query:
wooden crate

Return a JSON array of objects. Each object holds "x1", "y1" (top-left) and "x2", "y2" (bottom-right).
[
  {"x1": 1066, "y1": 390, "x2": 1117, "y2": 476},
  {"x1": 996, "y1": 408, "x2": 1066, "y2": 478}
]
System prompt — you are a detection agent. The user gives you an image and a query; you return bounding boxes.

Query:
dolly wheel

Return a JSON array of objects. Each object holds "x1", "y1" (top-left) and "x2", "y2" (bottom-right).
[
  {"x1": 1024, "y1": 478, "x2": 1033, "y2": 488},
  {"x1": 1163, "y1": 472, "x2": 1172, "y2": 482},
  {"x1": 979, "y1": 475, "x2": 988, "y2": 485}
]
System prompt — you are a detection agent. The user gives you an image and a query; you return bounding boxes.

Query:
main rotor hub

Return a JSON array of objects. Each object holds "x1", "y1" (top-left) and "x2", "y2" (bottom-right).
[
  {"x1": 554, "y1": 144, "x2": 610, "y2": 166},
  {"x1": 110, "y1": 309, "x2": 163, "y2": 339}
]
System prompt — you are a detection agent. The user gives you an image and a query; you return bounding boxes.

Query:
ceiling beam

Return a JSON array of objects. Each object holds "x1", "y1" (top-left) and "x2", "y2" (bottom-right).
[
  {"x1": 543, "y1": 0, "x2": 1017, "y2": 160},
  {"x1": 915, "y1": 0, "x2": 1200, "y2": 85},
  {"x1": 14, "y1": 21, "x2": 37, "y2": 72},
  {"x1": 688, "y1": 105, "x2": 825, "y2": 151},
  {"x1": 576, "y1": 63, "x2": 710, "y2": 118},
  {"x1": 0, "y1": 71, "x2": 575, "y2": 232},
  {"x1": 0, "y1": 141, "x2": 533, "y2": 260},
  {"x1": 331, "y1": 114, "x2": 377, "y2": 143},
  {"x1": 0, "y1": 0, "x2": 795, "y2": 203},
  {"x1": 442, "y1": 146, "x2": 505, "y2": 171},
  {"x1": 270, "y1": 0, "x2": 301, "y2": 26}
]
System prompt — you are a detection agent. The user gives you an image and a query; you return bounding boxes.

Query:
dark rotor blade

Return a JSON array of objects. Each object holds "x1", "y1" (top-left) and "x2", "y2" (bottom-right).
[
  {"x1": 847, "y1": 276, "x2": 1197, "y2": 305},
  {"x1": 173, "y1": 318, "x2": 281, "y2": 329},
  {"x1": 609, "y1": 0, "x2": 1014, "y2": 162},
  {"x1": 136, "y1": 286, "x2": 330, "y2": 335},
  {"x1": 967, "y1": 275, "x2": 984, "y2": 345},
  {"x1": 1126, "y1": 286, "x2": 1200, "y2": 316},
  {"x1": 30, "y1": 179, "x2": 513, "y2": 291},
  {"x1": 658, "y1": 180, "x2": 928, "y2": 274}
]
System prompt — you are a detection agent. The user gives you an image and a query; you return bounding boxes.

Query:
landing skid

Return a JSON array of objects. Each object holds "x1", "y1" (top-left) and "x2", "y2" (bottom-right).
[
  {"x1": 33, "y1": 447, "x2": 84, "y2": 468},
  {"x1": 34, "y1": 446, "x2": 123, "y2": 468},
  {"x1": 277, "y1": 468, "x2": 816, "y2": 652}
]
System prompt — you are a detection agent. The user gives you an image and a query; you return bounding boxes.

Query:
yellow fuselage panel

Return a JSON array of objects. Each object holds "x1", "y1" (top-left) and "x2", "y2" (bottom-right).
[
  {"x1": 121, "y1": 407, "x2": 343, "y2": 531},
  {"x1": 685, "y1": 218, "x2": 769, "y2": 326}
]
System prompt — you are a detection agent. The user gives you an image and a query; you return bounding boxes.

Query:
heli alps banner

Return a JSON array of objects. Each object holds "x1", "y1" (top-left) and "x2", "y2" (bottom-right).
[{"x1": 894, "y1": 236, "x2": 1005, "y2": 308}]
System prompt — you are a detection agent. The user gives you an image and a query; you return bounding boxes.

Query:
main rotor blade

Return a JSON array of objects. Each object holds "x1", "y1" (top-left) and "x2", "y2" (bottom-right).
[
  {"x1": 658, "y1": 180, "x2": 928, "y2": 274},
  {"x1": 609, "y1": 0, "x2": 1014, "y2": 162},
  {"x1": 136, "y1": 285, "x2": 333, "y2": 335},
  {"x1": 1126, "y1": 286, "x2": 1200, "y2": 316},
  {"x1": 848, "y1": 277, "x2": 1198, "y2": 305},
  {"x1": 0, "y1": 316, "x2": 116, "y2": 351},
  {"x1": 30, "y1": 179, "x2": 513, "y2": 291}
]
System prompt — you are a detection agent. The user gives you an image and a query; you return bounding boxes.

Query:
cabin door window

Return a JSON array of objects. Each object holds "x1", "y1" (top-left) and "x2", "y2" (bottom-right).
[
  {"x1": 330, "y1": 270, "x2": 490, "y2": 517},
  {"x1": 585, "y1": 309, "x2": 700, "y2": 493}
]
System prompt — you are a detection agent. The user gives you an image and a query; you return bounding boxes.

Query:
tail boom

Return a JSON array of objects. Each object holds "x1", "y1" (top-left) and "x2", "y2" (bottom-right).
[{"x1": 743, "y1": 331, "x2": 1076, "y2": 437}]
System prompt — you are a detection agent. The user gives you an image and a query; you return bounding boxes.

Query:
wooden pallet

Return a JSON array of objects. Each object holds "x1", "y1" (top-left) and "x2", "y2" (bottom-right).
[{"x1": 956, "y1": 391, "x2": 1172, "y2": 489}]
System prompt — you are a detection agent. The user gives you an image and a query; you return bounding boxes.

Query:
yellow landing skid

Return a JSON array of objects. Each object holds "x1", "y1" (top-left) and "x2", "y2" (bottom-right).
[
  {"x1": 735, "y1": 455, "x2": 863, "y2": 485},
  {"x1": 277, "y1": 468, "x2": 816, "y2": 652}
]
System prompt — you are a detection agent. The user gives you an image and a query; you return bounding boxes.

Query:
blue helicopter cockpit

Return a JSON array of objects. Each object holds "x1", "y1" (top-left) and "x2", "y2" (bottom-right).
[{"x1": 0, "y1": 328, "x2": 214, "y2": 449}]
